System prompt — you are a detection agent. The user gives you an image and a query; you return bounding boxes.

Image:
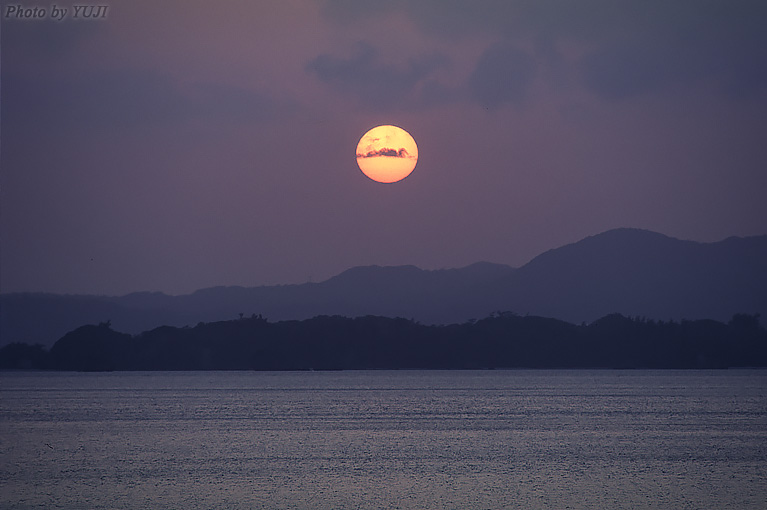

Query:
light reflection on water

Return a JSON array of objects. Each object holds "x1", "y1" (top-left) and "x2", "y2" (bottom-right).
[{"x1": 1, "y1": 370, "x2": 766, "y2": 509}]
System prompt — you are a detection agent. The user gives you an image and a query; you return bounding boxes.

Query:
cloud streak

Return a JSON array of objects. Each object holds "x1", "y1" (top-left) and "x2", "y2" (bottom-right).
[
  {"x1": 356, "y1": 148, "x2": 413, "y2": 159},
  {"x1": 468, "y1": 44, "x2": 536, "y2": 109},
  {"x1": 4, "y1": 67, "x2": 290, "y2": 140},
  {"x1": 306, "y1": 41, "x2": 451, "y2": 110},
  {"x1": 322, "y1": 0, "x2": 767, "y2": 102}
]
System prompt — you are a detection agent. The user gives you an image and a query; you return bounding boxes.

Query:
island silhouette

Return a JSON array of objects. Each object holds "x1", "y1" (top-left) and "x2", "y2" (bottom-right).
[{"x1": 1, "y1": 311, "x2": 764, "y2": 371}]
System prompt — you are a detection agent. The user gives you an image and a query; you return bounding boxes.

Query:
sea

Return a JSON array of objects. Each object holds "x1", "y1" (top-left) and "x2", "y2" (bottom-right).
[{"x1": 1, "y1": 370, "x2": 765, "y2": 509}]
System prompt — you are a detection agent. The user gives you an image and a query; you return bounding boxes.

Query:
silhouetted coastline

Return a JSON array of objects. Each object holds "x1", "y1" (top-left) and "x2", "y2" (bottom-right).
[{"x1": 1, "y1": 312, "x2": 764, "y2": 371}]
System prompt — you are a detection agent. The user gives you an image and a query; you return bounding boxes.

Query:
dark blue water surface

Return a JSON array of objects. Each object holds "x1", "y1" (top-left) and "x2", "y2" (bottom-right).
[{"x1": 2, "y1": 370, "x2": 766, "y2": 509}]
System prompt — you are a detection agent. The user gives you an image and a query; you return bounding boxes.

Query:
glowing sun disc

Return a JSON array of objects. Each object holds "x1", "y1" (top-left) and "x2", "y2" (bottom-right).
[{"x1": 356, "y1": 125, "x2": 418, "y2": 183}]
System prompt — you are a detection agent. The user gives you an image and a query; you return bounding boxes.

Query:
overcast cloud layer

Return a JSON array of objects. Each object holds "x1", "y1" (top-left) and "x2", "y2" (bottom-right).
[{"x1": 2, "y1": 0, "x2": 766, "y2": 295}]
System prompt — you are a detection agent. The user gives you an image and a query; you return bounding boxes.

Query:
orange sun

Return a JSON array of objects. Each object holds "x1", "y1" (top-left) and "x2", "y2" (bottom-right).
[{"x1": 356, "y1": 125, "x2": 418, "y2": 183}]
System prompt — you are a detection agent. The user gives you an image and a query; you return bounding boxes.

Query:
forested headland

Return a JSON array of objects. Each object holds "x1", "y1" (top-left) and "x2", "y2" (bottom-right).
[{"x1": 1, "y1": 312, "x2": 765, "y2": 371}]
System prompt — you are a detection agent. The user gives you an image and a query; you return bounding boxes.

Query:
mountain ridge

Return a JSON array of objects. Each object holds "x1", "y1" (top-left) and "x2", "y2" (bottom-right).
[{"x1": 2, "y1": 228, "x2": 765, "y2": 347}]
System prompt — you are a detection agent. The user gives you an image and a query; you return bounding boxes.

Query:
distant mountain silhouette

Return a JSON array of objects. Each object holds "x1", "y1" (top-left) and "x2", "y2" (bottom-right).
[
  {"x1": 502, "y1": 229, "x2": 767, "y2": 324},
  {"x1": 2, "y1": 228, "x2": 765, "y2": 347}
]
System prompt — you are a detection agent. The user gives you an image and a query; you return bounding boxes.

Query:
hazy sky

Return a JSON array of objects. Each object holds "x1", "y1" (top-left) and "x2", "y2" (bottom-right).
[{"x1": 2, "y1": 0, "x2": 766, "y2": 295}]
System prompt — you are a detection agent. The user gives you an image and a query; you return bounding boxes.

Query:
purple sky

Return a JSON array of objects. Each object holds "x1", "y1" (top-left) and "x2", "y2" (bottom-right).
[{"x1": 2, "y1": 0, "x2": 766, "y2": 295}]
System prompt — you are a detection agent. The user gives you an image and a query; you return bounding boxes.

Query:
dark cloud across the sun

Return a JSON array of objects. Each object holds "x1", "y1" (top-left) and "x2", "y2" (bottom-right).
[{"x1": 357, "y1": 148, "x2": 412, "y2": 159}]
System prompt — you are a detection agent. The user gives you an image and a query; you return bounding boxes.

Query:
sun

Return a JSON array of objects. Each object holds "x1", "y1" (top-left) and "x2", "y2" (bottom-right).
[{"x1": 356, "y1": 125, "x2": 418, "y2": 183}]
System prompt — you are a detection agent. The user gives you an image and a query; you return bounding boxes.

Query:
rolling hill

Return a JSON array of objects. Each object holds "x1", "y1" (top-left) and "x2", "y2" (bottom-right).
[{"x1": 2, "y1": 228, "x2": 765, "y2": 347}]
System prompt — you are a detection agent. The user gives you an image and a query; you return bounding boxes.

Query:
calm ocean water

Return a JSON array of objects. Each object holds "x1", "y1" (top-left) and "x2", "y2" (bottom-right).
[{"x1": 1, "y1": 370, "x2": 765, "y2": 509}]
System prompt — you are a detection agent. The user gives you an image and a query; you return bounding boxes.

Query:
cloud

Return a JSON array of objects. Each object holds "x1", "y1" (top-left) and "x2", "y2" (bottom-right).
[
  {"x1": 581, "y1": 44, "x2": 687, "y2": 99},
  {"x1": 307, "y1": 40, "x2": 537, "y2": 111},
  {"x1": 468, "y1": 44, "x2": 536, "y2": 109},
  {"x1": 188, "y1": 82, "x2": 290, "y2": 123},
  {"x1": 357, "y1": 148, "x2": 413, "y2": 159},
  {"x1": 322, "y1": 0, "x2": 767, "y2": 101},
  {"x1": 321, "y1": 0, "x2": 517, "y2": 38},
  {"x1": 2, "y1": 15, "x2": 102, "y2": 63},
  {"x1": 3, "y1": 68, "x2": 186, "y2": 138},
  {"x1": 581, "y1": 36, "x2": 767, "y2": 100},
  {"x1": 3, "y1": 67, "x2": 288, "y2": 140},
  {"x1": 306, "y1": 41, "x2": 451, "y2": 110}
]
